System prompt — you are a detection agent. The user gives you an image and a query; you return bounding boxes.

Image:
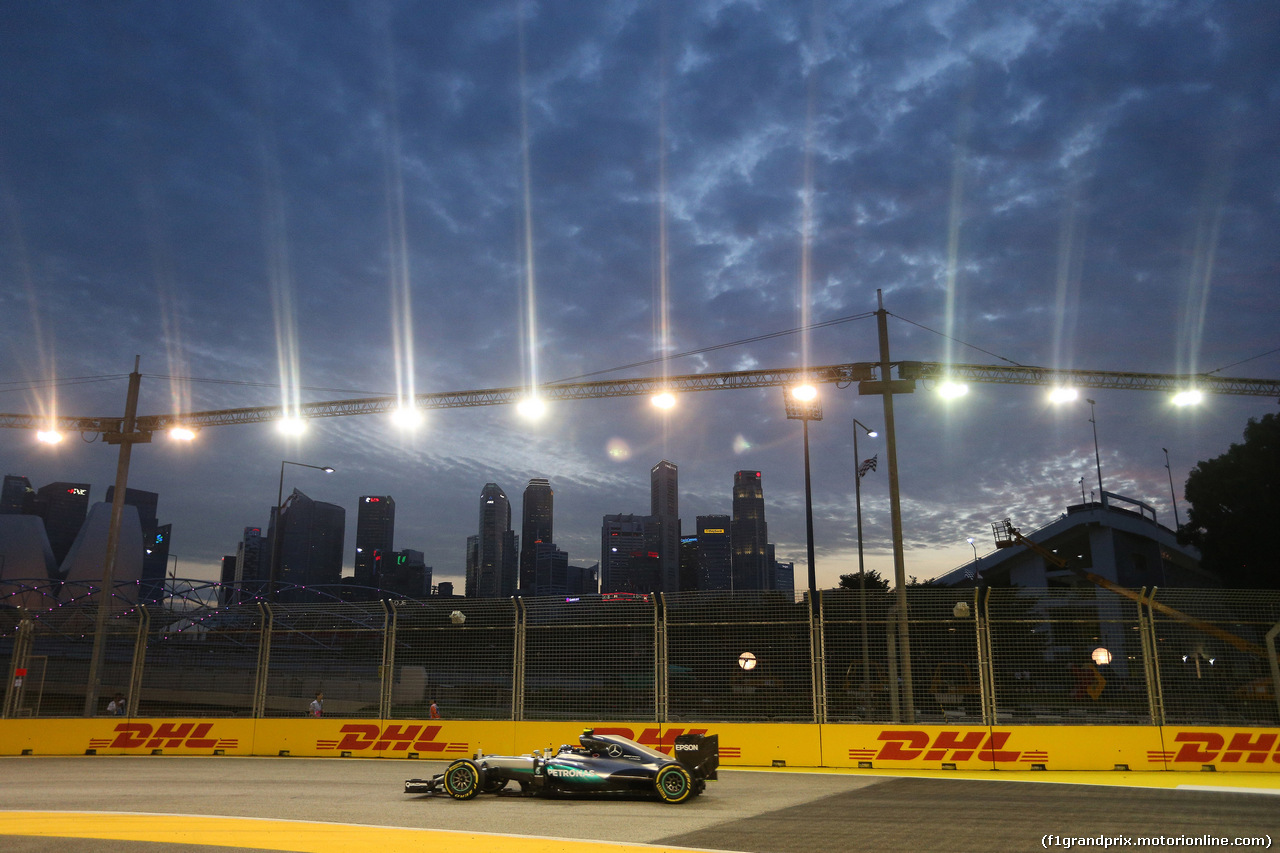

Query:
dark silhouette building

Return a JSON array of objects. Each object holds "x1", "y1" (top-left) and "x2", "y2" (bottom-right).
[
  {"x1": 33, "y1": 482, "x2": 91, "y2": 573},
  {"x1": 269, "y1": 488, "x2": 345, "y2": 601},
  {"x1": 696, "y1": 515, "x2": 732, "y2": 591},
  {"x1": 354, "y1": 495, "x2": 395, "y2": 587},
  {"x1": 234, "y1": 526, "x2": 267, "y2": 602},
  {"x1": 375, "y1": 548, "x2": 432, "y2": 599},
  {"x1": 601, "y1": 513, "x2": 661, "y2": 593},
  {"x1": 105, "y1": 486, "x2": 168, "y2": 601},
  {"x1": 519, "y1": 478, "x2": 553, "y2": 594},
  {"x1": 1, "y1": 474, "x2": 34, "y2": 515},
  {"x1": 731, "y1": 471, "x2": 769, "y2": 590},
  {"x1": 650, "y1": 460, "x2": 680, "y2": 592}
]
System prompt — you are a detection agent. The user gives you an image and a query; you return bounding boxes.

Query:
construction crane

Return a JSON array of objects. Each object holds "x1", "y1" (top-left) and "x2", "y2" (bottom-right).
[{"x1": 2, "y1": 359, "x2": 1276, "y2": 440}]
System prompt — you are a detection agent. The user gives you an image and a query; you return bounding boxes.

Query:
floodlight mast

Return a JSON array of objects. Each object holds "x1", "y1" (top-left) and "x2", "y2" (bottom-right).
[{"x1": 83, "y1": 356, "x2": 153, "y2": 717}]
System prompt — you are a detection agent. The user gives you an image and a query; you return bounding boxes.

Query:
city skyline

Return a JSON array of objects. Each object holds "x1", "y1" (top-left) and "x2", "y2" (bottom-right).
[{"x1": 1, "y1": 2, "x2": 1277, "y2": 592}]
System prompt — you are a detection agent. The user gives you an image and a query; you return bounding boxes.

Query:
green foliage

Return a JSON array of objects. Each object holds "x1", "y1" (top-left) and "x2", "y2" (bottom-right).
[
  {"x1": 1179, "y1": 413, "x2": 1280, "y2": 588},
  {"x1": 837, "y1": 569, "x2": 890, "y2": 592}
]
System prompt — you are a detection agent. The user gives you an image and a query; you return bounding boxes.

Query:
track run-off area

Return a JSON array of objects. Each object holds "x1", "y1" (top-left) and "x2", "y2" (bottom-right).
[{"x1": 2, "y1": 757, "x2": 1278, "y2": 853}]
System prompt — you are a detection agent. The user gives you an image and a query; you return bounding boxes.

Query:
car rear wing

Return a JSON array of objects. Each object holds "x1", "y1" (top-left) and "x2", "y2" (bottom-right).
[{"x1": 673, "y1": 732, "x2": 718, "y2": 781}]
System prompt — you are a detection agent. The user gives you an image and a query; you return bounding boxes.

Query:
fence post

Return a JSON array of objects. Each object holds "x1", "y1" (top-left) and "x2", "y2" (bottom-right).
[
  {"x1": 975, "y1": 588, "x2": 996, "y2": 726},
  {"x1": 656, "y1": 594, "x2": 668, "y2": 723},
  {"x1": 1142, "y1": 587, "x2": 1167, "y2": 726},
  {"x1": 811, "y1": 590, "x2": 826, "y2": 724},
  {"x1": 1267, "y1": 621, "x2": 1280, "y2": 726},
  {"x1": 253, "y1": 601, "x2": 274, "y2": 718},
  {"x1": 379, "y1": 599, "x2": 396, "y2": 720},
  {"x1": 512, "y1": 597, "x2": 525, "y2": 722},
  {"x1": 2, "y1": 616, "x2": 34, "y2": 719},
  {"x1": 126, "y1": 605, "x2": 150, "y2": 717}
]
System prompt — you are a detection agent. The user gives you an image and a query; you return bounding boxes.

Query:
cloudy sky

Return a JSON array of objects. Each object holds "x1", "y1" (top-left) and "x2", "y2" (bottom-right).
[{"x1": 2, "y1": 0, "x2": 1277, "y2": 592}]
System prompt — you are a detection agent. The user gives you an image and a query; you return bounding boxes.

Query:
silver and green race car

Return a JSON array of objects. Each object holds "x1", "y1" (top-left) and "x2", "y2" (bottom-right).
[{"x1": 405, "y1": 729, "x2": 718, "y2": 804}]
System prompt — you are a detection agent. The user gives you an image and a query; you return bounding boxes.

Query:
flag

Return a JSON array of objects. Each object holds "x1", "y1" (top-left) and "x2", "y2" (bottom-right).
[{"x1": 857, "y1": 454, "x2": 878, "y2": 479}]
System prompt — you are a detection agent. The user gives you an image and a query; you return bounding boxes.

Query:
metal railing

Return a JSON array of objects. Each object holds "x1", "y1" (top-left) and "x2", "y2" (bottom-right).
[{"x1": 3, "y1": 582, "x2": 1278, "y2": 726}]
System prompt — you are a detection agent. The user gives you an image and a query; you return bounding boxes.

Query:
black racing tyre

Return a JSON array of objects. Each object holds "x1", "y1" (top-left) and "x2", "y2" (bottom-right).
[
  {"x1": 654, "y1": 764, "x2": 694, "y2": 804},
  {"x1": 442, "y1": 759, "x2": 484, "y2": 800}
]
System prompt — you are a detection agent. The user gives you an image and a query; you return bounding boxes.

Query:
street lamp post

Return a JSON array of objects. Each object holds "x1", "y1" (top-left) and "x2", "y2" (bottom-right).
[
  {"x1": 269, "y1": 461, "x2": 335, "y2": 600},
  {"x1": 852, "y1": 418, "x2": 877, "y2": 702},
  {"x1": 783, "y1": 387, "x2": 823, "y2": 594},
  {"x1": 967, "y1": 537, "x2": 977, "y2": 561},
  {"x1": 1163, "y1": 447, "x2": 1181, "y2": 529}
]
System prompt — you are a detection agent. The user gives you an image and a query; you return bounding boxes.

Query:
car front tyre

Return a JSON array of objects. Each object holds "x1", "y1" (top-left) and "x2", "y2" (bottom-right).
[
  {"x1": 654, "y1": 764, "x2": 694, "y2": 804},
  {"x1": 443, "y1": 759, "x2": 484, "y2": 800}
]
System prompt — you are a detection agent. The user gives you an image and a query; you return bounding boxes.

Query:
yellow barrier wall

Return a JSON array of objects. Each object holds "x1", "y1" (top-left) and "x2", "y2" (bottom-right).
[
  {"x1": 1, "y1": 719, "x2": 1277, "y2": 772},
  {"x1": 0, "y1": 719, "x2": 257, "y2": 756},
  {"x1": 1159, "y1": 726, "x2": 1280, "y2": 772}
]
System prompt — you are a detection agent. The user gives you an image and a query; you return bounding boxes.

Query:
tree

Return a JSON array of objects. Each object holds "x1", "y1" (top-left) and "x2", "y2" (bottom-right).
[
  {"x1": 837, "y1": 569, "x2": 890, "y2": 592},
  {"x1": 1179, "y1": 413, "x2": 1280, "y2": 588}
]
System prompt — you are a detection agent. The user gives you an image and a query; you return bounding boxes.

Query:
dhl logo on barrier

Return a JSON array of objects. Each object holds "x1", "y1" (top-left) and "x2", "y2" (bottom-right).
[
  {"x1": 317, "y1": 724, "x2": 468, "y2": 754},
  {"x1": 850, "y1": 730, "x2": 1048, "y2": 764},
  {"x1": 1152, "y1": 732, "x2": 1280, "y2": 765},
  {"x1": 592, "y1": 726, "x2": 742, "y2": 757},
  {"x1": 89, "y1": 723, "x2": 238, "y2": 750}
]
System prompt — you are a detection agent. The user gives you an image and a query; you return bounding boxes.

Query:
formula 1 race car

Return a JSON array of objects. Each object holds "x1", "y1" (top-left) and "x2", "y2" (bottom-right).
[{"x1": 405, "y1": 729, "x2": 718, "y2": 804}]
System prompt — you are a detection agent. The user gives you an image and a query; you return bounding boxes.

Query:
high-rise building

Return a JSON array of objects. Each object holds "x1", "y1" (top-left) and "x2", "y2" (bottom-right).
[
  {"x1": 464, "y1": 534, "x2": 480, "y2": 596},
  {"x1": 33, "y1": 482, "x2": 91, "y2": 573},
  {"x1": 354, "y1": 496, "x2": 395, "y2": 587},
  {"x1": 731, "y1": 471, "x2": 769, "y2": 590},
  {"x1": 679, "y1": 535, "x2": 700, "y2": 592},
  {"x1": 106, "y1": 487, "x2": 167, "y2": 601},
  {"x1": 650, "y1": 461, "x2": 680, "y2": 592},
  {"x1": 767, "y1": 544, "x2": 794, "y2": 592},
  {"x1": 601, "y1": 513, "x2": 660, "y2": 593},
  {"x1": 696, "y1": 515, "x2": 732, "y2": 590},
  {"x1": 374, "y1": 548, "x2": 432, "y2": 599},
  {"x1": 219, "y1": 555, "x2": 237, "y2": 606},
  {"x1": 270, "y1": 488, "x2": 345, "y2": 601},
  {"x1": 1, "y1": 475, "x2": 34, "y2": 515},
  {"x1": 531, "y1": 540, "x2": 569, "y2": 596},
  {"x1": 519, "y1": 479, "x2": 553, "y2": 594},
  {"x1": 468, "y1": 483, "x2": 517, "y2": 598},
  {"x1": 235, "y1": 527, "x2": 267, "y2": 601}
]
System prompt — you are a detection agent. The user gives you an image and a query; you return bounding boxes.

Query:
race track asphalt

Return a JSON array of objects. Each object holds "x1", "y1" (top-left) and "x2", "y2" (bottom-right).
[{"x1": 1, "y1": 756, "x2": 1277, "y2": 852}]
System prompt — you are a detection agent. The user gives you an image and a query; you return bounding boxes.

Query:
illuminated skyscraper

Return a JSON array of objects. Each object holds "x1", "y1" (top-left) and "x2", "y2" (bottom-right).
[
  {"x1": 731, "y1": 471, "x2": 768, "y2": 590},
  {"x1": 469, "y1": 483, "x2": 517, "y2": 598}
]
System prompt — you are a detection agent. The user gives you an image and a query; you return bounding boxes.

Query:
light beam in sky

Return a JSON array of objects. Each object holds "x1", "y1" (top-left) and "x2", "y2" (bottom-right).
[
  {"x1": 654, "y1": 6, "x2": 675, "y2": 440},
  {"x1": 259, "y1": 120, "x2": 303, "y2": 430},
  {"x1": 1178, "y1": 145, "x2": 1232, "y2": 377},
  {"x1": 942, "y1": 94, "x2": 972, "y2": 369},
  {"x1": 517, "y1": 4, "x2": 541, "y2": 416},
  {"x1": 378, "y1": 18, "x2": 418, "y2": 419}
]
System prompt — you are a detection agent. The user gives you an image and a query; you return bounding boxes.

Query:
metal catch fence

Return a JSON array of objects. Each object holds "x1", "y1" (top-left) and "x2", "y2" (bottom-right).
[{"x1": 3, "y1": 584, "x2": 1279, "y2": 725}]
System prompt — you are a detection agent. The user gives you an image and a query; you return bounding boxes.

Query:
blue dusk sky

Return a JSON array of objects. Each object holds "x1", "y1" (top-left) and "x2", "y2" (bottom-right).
[{"x1": 1, "y1": 1, "x2": 1277, "y2": 589}]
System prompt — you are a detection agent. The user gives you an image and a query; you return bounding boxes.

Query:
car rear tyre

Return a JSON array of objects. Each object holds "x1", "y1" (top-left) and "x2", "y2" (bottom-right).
[
  {"x1": 443, "y1": 759, "x2": 484, "y2": 800},
  {"x1": 654, "y1": 764, "x2": 694, "y2": 804}
]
